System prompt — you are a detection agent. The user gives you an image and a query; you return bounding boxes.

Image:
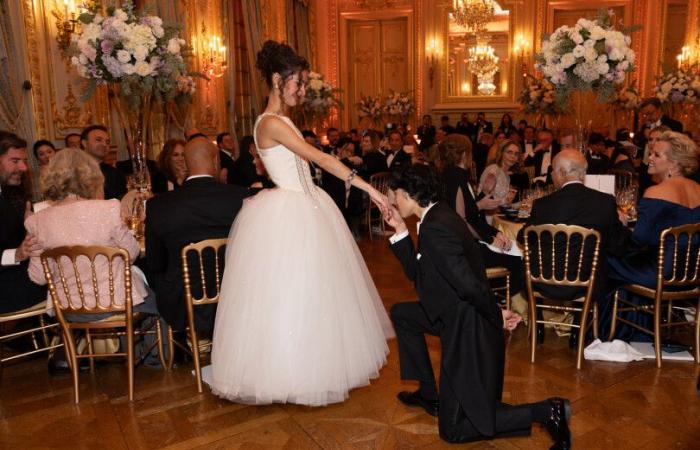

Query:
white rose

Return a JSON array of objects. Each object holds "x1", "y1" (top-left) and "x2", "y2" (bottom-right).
[
  {"x1": 608, "y1": 48, "x2": 622, "y2": 61},
  {"x1": 93, "y1": 14, "x2": 103, "y2": 24},
  {"x1": 149, "y1": 16, "x2": 163, "y2": 27},
  {"x1": 560, "y1": 53, "x2": 577, "y2": 68},
  {"x1": 618, "y1": 60, "x2": 629, "y2": 71},
  {"x1": 571, "y1": 31, "x2": 584, "y2": 45},
  {"x1": 583, "y1": 39, "x2": 596, "y2": 49},
  {"x1": 135, "y1": 61, "x2": 152, "y2": 76},
  {"x1": 153, "y1": 26, "x2": 164, "y2": 38},
  {"x1": 122, "y1": 63, "x2": 136, "y2": 75},
  {"x1": 572, "y1": 45, "x2": 585, "y2": 58},
  {"x1": 596, "y1": 62, "x2": 609, "y2": 74},
  {"x1": 584, "y1": 48, "x2": 598, "y2": 62},
  {"x1": 167, "y1": 38, "x2": 181, "y2": 55},
  {"x1": 116, "y1": 49, "x2": 131, "y2": 63},
  {"x1": 133, "y1": 46, "x2": 148, "y2": 61},
  {"x1": 114, "y1": 9, "x2": 128, "y2": 22},
  {"x1": 590, "y1": 27, "x2": 604, "y2": 41}
]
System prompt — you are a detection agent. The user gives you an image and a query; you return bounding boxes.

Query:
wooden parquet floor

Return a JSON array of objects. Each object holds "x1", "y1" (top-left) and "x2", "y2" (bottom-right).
[{"x1": 1, "y1": 235, "x2": 698, "y2": 449}]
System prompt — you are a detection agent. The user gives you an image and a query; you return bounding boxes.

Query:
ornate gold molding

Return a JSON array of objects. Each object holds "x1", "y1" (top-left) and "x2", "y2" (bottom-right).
[
  {"x1": 51, "y1": 85, "x2": 94, "y2": 136},
  {"x1": 687, "y1": 0, "x2": 699, "y2": 44},
  {"x1": 21, "y1": 0, "x2": 48, "y2": 138},
  {"x1": 308, "y1": 0, "x2": 318, "y2": 66}
]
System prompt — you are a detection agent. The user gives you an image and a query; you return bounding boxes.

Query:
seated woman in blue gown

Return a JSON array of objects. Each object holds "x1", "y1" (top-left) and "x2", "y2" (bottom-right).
[{"x1": 607, "y1": 131, "x2": 700, "y2": 341}]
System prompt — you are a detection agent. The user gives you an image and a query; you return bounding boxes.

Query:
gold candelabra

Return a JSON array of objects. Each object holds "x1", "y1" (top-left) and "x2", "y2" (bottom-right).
[
  {"x1": 426, "y1": 38, "x2": 441, "y2": 89},
  {"x1": 513, "y1": 33, "x2": 530, "y2": 77},
  {"x1": 52, "y1": 0, "x2": 79, "y2": 51},
  {"x1": 193, "y1": 26, "x2": 228, "y2": 80}
]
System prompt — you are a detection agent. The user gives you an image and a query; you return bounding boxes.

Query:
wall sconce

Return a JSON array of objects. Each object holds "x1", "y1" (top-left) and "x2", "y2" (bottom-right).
[
  {"x1": 192, "y1": 27, "x2": 228, "y2": 80},
  {"x1": 426, "y1": 38, "x2": 440, "y2": 89},
  {"x1": 512, "y1": 33, "x2": 530, "y2": 77},
  {"x1": 52, "y1": 0, "x2": 79, "y2": 51}
]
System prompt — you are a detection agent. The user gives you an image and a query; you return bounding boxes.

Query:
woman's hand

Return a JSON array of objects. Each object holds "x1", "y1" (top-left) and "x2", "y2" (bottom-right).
[
  {"x1": 492, "y1": 232, "x2": 512, "y2": 252},
  {"x1": 383, "y1": 204, "x2": 407, "y2": 235},
  {"x1": 369, "y1": 188, "x2": 389, "y2": 218},
  {"x1": 481, "y1": 172, "x2": 497, "y2": 195}
]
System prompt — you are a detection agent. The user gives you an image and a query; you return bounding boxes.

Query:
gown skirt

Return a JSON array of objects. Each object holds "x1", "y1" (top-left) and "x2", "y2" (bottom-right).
[{"x1": 201, "y1": 186, "x2": 394, "y2": 406}]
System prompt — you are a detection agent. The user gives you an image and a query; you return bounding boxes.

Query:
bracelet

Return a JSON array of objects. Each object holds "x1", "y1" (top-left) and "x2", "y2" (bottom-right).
[{"x1": 346, "y1": 170, "x2": 357, "y2": 183}]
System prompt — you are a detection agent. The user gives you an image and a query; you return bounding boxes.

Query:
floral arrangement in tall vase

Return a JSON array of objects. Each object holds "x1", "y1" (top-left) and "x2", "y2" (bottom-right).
[
  {"x1": 382, "y1": 90, "x2": 415, "y2": 126},
  {"x1": 356, "y1": 94, "x2": 384, "y2": 130},
  {"x1": 66, "y1": 0, "x2": 196, "y2": 192},
  {"x1": 300, "y1": 71, "x2": 341, "y2": 132},
  {"x1": 654, "y1": 68, "x2": 700, "y2": 135},
  {"x1": 517, "y1": 76, "x2": 565, "y2": 129},
  {"x1": 535, "y1": 9, "x2": 638, "y2": 110}
]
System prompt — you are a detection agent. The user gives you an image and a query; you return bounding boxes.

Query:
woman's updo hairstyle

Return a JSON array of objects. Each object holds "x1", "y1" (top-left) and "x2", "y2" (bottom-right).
[{"x1": 256, "y1": 40, "x2": 309, "y2": 89}]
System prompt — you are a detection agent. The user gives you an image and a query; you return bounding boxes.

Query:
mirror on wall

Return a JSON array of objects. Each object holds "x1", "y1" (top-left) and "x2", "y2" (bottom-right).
[{"x1": 445, "y1": 2, "x2": 510, "y2": 98}]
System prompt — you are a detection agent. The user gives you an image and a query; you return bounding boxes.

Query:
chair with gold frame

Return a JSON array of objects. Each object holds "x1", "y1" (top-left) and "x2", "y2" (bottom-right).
[
  {"x1": 609, "y1": 223, "x2": 700, "y2": 367},
  {"x1": 40, "y1": 245, "x2": 166, "y2": 403},
  {"x1": 485, "y1": 266, "x2": 510, "y2": 310},
  {"x1": 166, "y1": 238, "x2": 227, "y2": 392},
  {"x1": 367, "y1": 171, "x2": 392, "y2": 241},
  {"x1": 522, "y1": 224, "x2": 601, "y2": 369},
  {"x1": 0, "y1": 301, "x2": 62, "y2": 370}
]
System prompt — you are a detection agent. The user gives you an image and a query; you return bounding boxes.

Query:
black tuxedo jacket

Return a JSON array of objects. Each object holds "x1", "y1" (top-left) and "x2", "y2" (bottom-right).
[
  {"x1": 523, "y1": 142, "x2": 561, "y2": 176},
  {"x1": 440, "y1": 166, "x2": 497, "y2": 243},
  {"x1": 0, "y1": 192, "x2": 45, "y2": 312},
  {"x1": 417, "y1": 125, "x2": 436, "y2": 150},
  {"x1": 219, "y1": 150, "x2": 236, "y2": 184},
  {"x1": 661, "y1": 115, "x2": 684, "y2": 132},
  {"x1": 388, "y1": 149, "x2": 411, "y2": 171},
  {"x1": 363, "y1": 150, "x2": 389, "y2": 177},
  {"x1": 101, "y1": 162, "x2": 128, "y2": 200},
  {"x1": 391, "y1": 202, "x2": 505, "y2": 436},
  {"x1": 145, "y1": 177, "x2": 248, "y2": 330},
  {"x1": 517, "y1": 183, "x2": 630, "y2": 300}
]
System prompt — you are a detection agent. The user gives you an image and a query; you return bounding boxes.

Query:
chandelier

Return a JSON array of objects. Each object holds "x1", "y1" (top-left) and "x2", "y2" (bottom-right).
[
  {"x1": 451, "y1": 0, "x2": 494, "y2": 34},
  {"x1": 466, "y1": 36, "x2": 499, "y2": 95}
]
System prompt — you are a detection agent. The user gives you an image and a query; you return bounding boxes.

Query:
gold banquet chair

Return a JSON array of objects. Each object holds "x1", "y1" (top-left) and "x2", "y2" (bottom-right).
[
  {"x1": 609, "y1": 224, "x2": 700, "y2": 367},
  {"x1": 367, "y1": 172, "x2": 392, "y2": 241},
  {"x1": 523, "y1": 224, "x2": 601, "y2": 369},
  {"x1": 167, "y1": 238, "x2": 227, "y2": 393},
  {"x1": 40, "y1": 246, "x2": 165, "y2": 403},
  {"x1": 0, "y1": 301, "x2": 62, "y2": 371}
]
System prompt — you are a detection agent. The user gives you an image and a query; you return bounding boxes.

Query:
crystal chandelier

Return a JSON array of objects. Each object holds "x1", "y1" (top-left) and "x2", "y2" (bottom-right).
[
  {"x1": 466, "y1": 36, "x2": 499, "y2": 95},
  {"x1": 451, "y1": 0, "x2": 494, "y2": 34}
]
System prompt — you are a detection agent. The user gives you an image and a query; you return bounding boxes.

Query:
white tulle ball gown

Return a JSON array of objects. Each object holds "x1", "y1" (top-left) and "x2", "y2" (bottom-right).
[{"x1": 201, "y1": 113, "x2": 394, "y2": 406}]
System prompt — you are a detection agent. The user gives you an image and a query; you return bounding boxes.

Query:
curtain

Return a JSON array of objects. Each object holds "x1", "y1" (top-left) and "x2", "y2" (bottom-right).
[
  {"x1": 242, "y1": 0, "x2": 266, "y2": 119},
  {"x1": 0, "y1": 1, "x2": 30, "y2": 137},
  {"x1": 286, "y1": 0, "x2": 312, "y2": 64}
]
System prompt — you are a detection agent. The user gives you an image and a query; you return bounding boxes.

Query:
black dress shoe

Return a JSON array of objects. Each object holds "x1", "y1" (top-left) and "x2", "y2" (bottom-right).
[
  {"x1": 543, "y1": 397, "x2": 571, "y2": 450},
  {"x1": 537, "y1": 324, "x2": 545, "y2": 344},
  {"x1": 397, "y1": 390, "x2": 439, "y2": 417},
  {"x1": 568, "y1": 331, "x2": 579, "y2": 350}
]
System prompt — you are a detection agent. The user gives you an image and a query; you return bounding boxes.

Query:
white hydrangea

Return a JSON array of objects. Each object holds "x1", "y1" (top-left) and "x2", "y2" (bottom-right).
[
  {"x1": 135, "y1": 61, "x2": 152, "y2": 76},
  {"x1": 114, "y1": 9, "x2": 128, "y2": 22},
  {"x1": 167, "y1": 38, "x2": 181, "y2": 55},
  {"x1": 560, "y1": 53, "x2": 576, "y2": 68}
]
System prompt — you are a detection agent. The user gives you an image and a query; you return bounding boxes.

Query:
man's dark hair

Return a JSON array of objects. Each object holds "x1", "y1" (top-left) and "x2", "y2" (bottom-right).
[
  {"x1": 81, "y1": 124, "x2": 108, "y2": 142},
  {"x1": 389, "y1": 163, "x2": 442, "y2": 207},
  {"x1": 588, "y1": 132, "x2": 605, "y2": 146},
  {"x1": 0, "y1": 133, "x2": 27, "y2": 157},
  {"x1": 440, "y1": 115, "x2": 449, "y2": 122},
  {"x1": 64, "y1": 132, "x2": 81, "y2": 147},
  {"x1": 301, "y1": 129, "x2": 317, "y2": 139},
  {"x1": 326, "y1": 127, "x2": 339, "y2": 135},
  {"x1": 388, "y1": 129, "x2": 403, "y2": 140},
  {"x1": 519, "y1": 119, "x2": 528, "y2": 126},
  {"x1": 32, "y1": 139, "x2": 56, "y2": 158},
  {"x1": 187, "y1": 132, "x2": 207, "y2": 142},
  {"x1": 639, "y1": 97, "x2": 661, "y2": 110},
  {"x1": 216, "y1": 132, "x2": 231, "y2": 146}
]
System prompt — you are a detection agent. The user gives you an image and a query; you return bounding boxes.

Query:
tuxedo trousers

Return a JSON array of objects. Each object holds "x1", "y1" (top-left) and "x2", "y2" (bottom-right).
[
  {"x1": 391, "y1": 301, "x2": 532, "y2": 443},
  {"x1": 0, "y1": 263, "x2": 47, "y2": 314}
]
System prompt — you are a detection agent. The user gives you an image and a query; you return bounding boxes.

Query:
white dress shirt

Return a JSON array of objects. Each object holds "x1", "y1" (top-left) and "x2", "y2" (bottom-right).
[{"x1": 539, "y1": 146, "x2": 552, "y2": 176}]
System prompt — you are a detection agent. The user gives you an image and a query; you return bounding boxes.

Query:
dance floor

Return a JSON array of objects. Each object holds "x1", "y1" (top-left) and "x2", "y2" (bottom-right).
[{"x1": 0, "y1": 233, "x2": 698, "y2": 449}]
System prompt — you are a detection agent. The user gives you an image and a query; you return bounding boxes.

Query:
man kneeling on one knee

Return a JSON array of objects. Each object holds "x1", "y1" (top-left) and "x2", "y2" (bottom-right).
[{"x1": 384, "y1": 163, "x2": 572, "y2": 449}]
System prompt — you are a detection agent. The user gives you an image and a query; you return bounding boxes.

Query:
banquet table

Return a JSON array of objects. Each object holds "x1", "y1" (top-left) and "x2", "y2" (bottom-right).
[{"x1": 492, "y1": 214, "x2": 526, "y2": 241}]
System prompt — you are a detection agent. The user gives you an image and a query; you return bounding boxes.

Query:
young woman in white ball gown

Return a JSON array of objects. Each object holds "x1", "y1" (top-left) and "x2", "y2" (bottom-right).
[{"x1": 201, "y1": 41, "x2": 394, "y2": 406}]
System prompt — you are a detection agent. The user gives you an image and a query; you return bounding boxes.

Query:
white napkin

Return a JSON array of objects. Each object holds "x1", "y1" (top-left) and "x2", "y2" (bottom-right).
[{"x1": 583, "y1": 338, "x2": 645, "y2": 362}]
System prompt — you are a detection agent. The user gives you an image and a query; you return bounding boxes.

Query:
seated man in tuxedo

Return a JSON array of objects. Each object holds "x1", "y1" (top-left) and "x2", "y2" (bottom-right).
[
  {"x1": 385, "y1": 164, "x2": 571, "y2": 449},
  {"x1": 518, "y1": 149, "x2": 630, "y2": 345},
  {"x1": 524, "y1": 129, "x2": 560, "y2": 183},
  {"x1": 0, "y1": 132, "x2": 46, "y2": 313},
  {"x1": 387, "y1": 130, "x2": 411, "y2": 171},
  {"x1": 216, "y1": 132, "x2": 237, "y2": 184},
  {"x1": 81, "y1": 125, "x2": 127, "y2": 200},
  {"x1": 145, "y1": 137, "x2": 249, "y2": 334}
]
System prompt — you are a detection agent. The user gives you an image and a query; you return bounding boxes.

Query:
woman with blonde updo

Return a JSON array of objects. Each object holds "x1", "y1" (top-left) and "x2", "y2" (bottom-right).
[
  {"x1": 25, "y1": 148, "x2": 158, "y2": 320},
  {"x1": 607, "y1": 131, "x2": 700, "y2": 340}
]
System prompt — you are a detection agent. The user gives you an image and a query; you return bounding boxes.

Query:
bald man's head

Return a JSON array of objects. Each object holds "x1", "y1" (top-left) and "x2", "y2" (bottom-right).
[
  {"x1": 185, "y1": 137, "x2": 220, "y2": 178},
  {"x1": 552, "y1": 149, "x2": 587, "y2": 188}
]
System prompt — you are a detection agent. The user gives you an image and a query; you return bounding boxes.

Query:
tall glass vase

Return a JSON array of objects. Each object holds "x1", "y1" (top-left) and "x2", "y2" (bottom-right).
[{"x1": 109, "y1": 85, "x2": 153, "y2": 193}]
